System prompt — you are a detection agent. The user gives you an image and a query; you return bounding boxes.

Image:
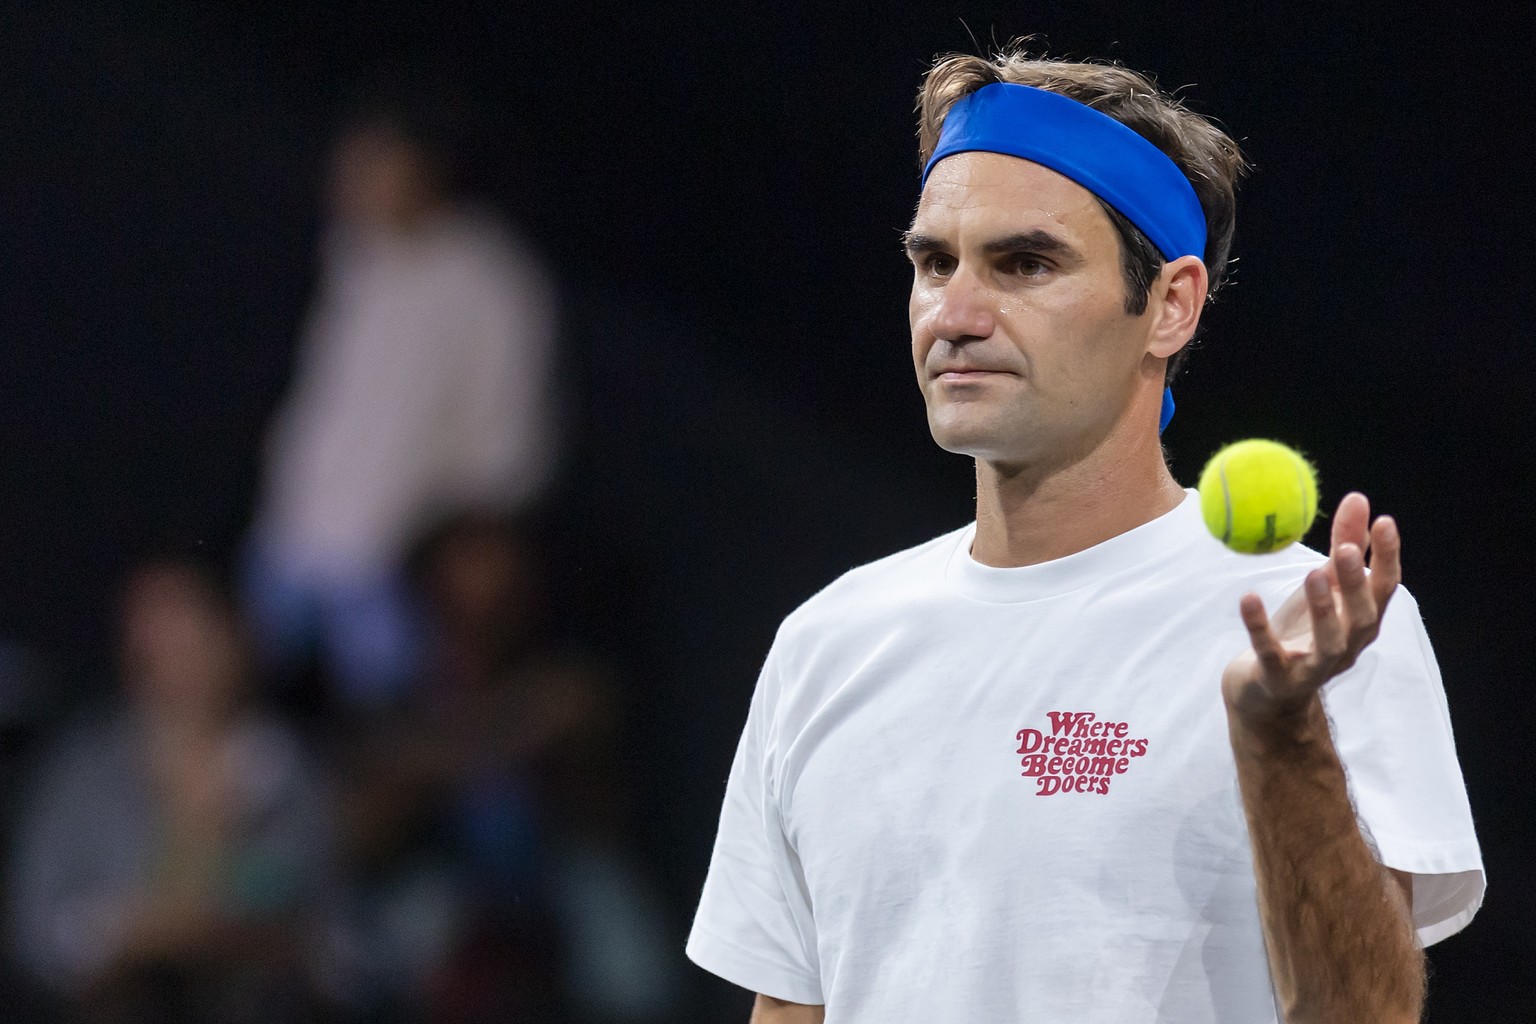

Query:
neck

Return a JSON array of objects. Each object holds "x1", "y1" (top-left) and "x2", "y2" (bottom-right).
[{"x1": 970, "y1": 424, "x2": 1185, "y2": 568}]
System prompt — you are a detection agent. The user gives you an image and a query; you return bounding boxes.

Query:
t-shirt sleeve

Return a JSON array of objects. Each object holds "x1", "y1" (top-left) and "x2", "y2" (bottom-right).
[
  {"x1": 1323, "y1": 587, "x2": 1484, "y2": 946},
  {"x1": 687, "y1": 651, "x2": 823, "y2": 1004}
]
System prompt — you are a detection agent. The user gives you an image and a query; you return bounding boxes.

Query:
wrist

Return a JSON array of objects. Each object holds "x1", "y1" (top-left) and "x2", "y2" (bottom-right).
[{"x1": 1226, "y1": 691, "x2": 1332, "y2": 760}]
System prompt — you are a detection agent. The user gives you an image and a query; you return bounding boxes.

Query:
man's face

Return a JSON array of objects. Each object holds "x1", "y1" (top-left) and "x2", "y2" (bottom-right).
[
  {"x1": 120, "y1": 566, "x2": 244, "y2": 719},
  {"x1": 326, "y1": 126, "x2": 437, "y2": 229},
  {"x1": 907, "y1": 152, "x2": 1161, "y2": 470}
]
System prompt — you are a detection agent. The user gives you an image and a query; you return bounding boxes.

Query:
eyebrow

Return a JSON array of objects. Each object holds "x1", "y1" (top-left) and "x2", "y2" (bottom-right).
[{"x1": 901, "y1": 228, "x2": 1084, "y2": 264}]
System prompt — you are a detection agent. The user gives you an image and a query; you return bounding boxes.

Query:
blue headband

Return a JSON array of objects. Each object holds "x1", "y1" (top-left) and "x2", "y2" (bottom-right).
[
  {"x1": 923, "y1": 83, "x2": 1204, "y2": 433},
  {"x1": 923, "y1": 83, "x2": 1206, "y2": 261}
]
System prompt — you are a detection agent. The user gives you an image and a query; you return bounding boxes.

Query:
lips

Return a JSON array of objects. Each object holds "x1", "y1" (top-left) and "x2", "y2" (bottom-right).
[{"x1": 934, "y1": 365, "x2": 1012, "y2": 380}]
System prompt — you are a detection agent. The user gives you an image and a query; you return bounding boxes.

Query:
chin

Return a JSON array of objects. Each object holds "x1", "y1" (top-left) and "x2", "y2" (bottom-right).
[{"x1": 928, "y1": 417, "x2": 1026, "y2": 462}]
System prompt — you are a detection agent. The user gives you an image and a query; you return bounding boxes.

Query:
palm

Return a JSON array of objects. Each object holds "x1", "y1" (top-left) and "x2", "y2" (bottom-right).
[{"x1": 1221, "y1": 492, "x2": 1402, "y2": 717}]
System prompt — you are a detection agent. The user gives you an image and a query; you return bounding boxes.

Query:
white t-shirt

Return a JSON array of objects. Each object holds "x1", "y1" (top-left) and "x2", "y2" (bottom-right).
[{"x1": 687, "y1": 491, "x2": 1483, "y2": 1023}]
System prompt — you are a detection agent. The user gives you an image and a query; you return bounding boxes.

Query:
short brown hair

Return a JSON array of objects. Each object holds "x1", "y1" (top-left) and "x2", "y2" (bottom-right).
[{"x1": 916, "y1": 48, "x2": 1248, "y2": 381}]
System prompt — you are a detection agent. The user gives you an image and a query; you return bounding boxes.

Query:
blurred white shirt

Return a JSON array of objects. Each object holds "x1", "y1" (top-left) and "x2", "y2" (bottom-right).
[{"x1": 255, "y1": 206, "x2": 557, "y2": 576}]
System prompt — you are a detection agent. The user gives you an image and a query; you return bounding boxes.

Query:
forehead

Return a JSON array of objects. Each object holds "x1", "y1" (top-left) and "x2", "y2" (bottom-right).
[{"x1": 912, "y1": 151, "x2": 1118, "y2": 251}]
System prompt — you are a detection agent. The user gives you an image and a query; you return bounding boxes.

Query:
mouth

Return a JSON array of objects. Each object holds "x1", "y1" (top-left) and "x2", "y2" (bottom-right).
[{"x1": 934, "y1": 367, "x2": 1012, "y2": 382}]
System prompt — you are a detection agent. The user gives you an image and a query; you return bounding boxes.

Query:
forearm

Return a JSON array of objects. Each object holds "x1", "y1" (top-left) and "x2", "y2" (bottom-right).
[
  {"x1": 1229, "y1": 694, "x2": 1423, "y2": 1024},
  {"x1": 751, "y1": 994, "x2": 825, "y2": 1023}
]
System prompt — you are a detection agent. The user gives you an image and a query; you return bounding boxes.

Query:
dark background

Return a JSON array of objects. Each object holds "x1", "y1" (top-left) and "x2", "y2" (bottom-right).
[{"x1": 2, "y1": 2, "x2": 1530, "y2": 1018}]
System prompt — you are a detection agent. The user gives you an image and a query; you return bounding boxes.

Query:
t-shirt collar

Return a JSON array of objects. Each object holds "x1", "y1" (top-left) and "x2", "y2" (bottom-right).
[{"x1": 945, "y1": 489, "x2": 1204, "y2": 604}]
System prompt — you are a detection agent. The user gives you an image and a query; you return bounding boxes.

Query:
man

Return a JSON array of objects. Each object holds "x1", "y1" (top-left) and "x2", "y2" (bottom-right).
[
  {"x1": 244, "y1": 100, "x2": 558, "y2": 710},
  {"x1": 687, "y1": 50, "x2": 1482, "y2": 1023},
  {"x1": 9, "y1": 555, "x2": 335, "y2": 1020}
]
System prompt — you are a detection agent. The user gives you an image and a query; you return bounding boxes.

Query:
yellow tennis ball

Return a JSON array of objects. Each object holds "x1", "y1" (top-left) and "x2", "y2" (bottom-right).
[{"x1": 1198, "y1": 439, "x2": 1319, "y2": 554}]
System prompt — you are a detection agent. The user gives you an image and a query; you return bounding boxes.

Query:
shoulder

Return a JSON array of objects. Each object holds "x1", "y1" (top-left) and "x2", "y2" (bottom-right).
[
  {"x1": 1198, "y1": 529, "x2": 1434, "y2": 680},
  {"x1": 1207, "y1": 535, "x2": 1428, "y2": 624},
  {"x1": 33, "y1": 710, "x2": 137, "y2": 776},
  {"x1": 1190, "y1": 532, "x2": 1328, "y2": 606},
  {"x1": 13, "y1": 711, "x2": 143, "y2": 829},
  {"x1": 773, "y1": 524, "x2": 969, "y2": 652},
  {"x1": 435, "y1": 208, "x2": 546, "y2": 277}
]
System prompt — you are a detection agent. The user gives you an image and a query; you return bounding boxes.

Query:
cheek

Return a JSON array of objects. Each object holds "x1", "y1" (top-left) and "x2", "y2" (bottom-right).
[
  {"x1": 1012, "y1": 285, "x2": 1125, "y2": 364},
  {"x1": 909, "y1": 287, "x2": 933, "y2": 362},
  {"x1": 908, "y1": 283, "x2": 930, "y2": 329}
]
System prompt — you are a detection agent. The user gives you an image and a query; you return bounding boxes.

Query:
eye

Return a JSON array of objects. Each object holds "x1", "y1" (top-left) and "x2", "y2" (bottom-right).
[
  {"x1": 1008, "y1": 255, "x2": 1049, "y2": 277},
  {"x1": 921, "y1": 254, "x2": 957, "y2": 278}
]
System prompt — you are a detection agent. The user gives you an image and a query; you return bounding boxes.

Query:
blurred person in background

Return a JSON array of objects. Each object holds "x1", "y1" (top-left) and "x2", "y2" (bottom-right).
[
  {"x1": 333, "y1": 511, "x2": 680, "y2": 1023},
  {"x1": 6, "y1": 555, "x2": 337, "y2": 1023},
  {"x1": 243, "y1": 94, "x2": 559, "y2": 713}
]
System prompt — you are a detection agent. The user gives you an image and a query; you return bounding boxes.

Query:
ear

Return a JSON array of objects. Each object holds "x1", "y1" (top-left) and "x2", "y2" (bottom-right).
[{"x1": 1146, "y1": 255, "x2": 1209, "y2": 359}]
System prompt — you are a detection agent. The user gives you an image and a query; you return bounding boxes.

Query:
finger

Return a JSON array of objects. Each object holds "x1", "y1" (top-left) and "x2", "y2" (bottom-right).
[
  {"x1": 1239, "y1": 593, "x2": 1288, "y2": 676},
  {"x1": 1322, "y1": 492, "x2": 1371, "y2": 590},
  {"x1": 1304, "y1": 568, "x2": 1347, "y2": 669},
  {"x1": 1333, "y1": 541, "x2": 1377, "y2": 642},
  {"x1": 1331, "y1": 491, "x2": 1371, "y2": 556},
  {"x1": 1368, "y1": 514, "x2": 1402, "y2": 616}
]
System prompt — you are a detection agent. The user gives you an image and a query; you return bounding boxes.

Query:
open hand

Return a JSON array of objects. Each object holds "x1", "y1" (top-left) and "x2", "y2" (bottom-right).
[{"x1": 1221, "y1": 492, "x2": 1402, "y2": 720}]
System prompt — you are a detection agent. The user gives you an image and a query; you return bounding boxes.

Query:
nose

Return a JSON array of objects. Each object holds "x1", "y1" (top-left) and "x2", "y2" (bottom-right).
[{"x1": 925, "y1": 265, "x2": 995, "y2": 344}]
